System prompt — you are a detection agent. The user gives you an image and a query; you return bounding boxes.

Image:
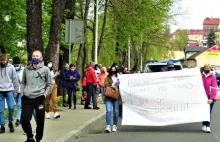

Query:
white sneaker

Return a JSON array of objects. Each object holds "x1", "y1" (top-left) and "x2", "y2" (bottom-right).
[
  {"x1": 46, "y1": 112, "x2": 50, "y2": 119},
  {"x1": 206, "y1": 127, "x2": 211, "y2": 133},
  {"x1": 112, "y1": 125, "x2": 117, "y2": 132},
  {"x1": 105, "y1": 125, "x2": 111, "y2": 133},
  {"x1": 202, "y1": 125, "x2": 206, "y2": 132},
  {"x1": 54, "y1": 112, "x2": 60, "y2": 119}
]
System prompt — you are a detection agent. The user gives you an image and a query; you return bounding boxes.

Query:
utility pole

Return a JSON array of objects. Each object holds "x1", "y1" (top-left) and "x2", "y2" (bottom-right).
[
  {"x1": 94, "y1": 0, "x2": 98, "y2": 64},
  {"x1": 68, "y1": 19, "x2": 72, "y2": 64},
  {"x1": 128, "y1": 36, "x2": 131, "y2": 70},
  {"x1": 140, "y1": 35, "x2": 143, "y2": 71}
]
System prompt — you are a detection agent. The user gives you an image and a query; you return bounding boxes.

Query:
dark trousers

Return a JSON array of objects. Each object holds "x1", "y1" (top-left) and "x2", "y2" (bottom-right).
[
  {"x1": 21, "y1": 95, "x2": 45, "y2": 141},
  {"x1": 62, "y1": 87, "x2": 67, "y2": 105},
  {"x1": 67, "y1": 88, "x2": 76, "y2": 108},
  {"x1": 85, "y1": 82, "x2": 97, "y2": 107},
  {"x1": 202, "y1": 103, "x2": 214, "y2": 127}
]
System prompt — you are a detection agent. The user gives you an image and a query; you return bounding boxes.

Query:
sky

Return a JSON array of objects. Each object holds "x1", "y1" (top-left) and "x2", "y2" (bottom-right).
[{"x1": 170, "y1": 0, "x2": 220, "y2": 32}]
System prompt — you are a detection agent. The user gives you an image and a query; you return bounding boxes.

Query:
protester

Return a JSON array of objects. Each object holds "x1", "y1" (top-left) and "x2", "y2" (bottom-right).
[
  {"x1": 0, "y1": 49, "x2": 19, "y2": 133},
  {"x1": 45, "y1": 60, "x2": 60, "y2": 119},
  {"x1": 201, "y1": 64, "x2": 218, "y2": 133},
  {"x1": 84, "y1": 61, "x2": 100, "y2": 110},
  {"x1": 64, "y1": 64, "x2": 80, "y2": 110},
  {"x1": 20, "y1": 50, "x2": 52, "y2": 142},
  {"x1": 99, "y1": 66, "x2": 107, "y2": 103},
  {"x1": 60, "y1": 63, "x2": 69, "y2": 107},
  {"x1": 13, "y1": 56, "x2": 24, "y2": 126},
  {"x1": 104, "y1": 65, "x2": 120, "y2": 133},
  {"x1": 81, "y1": 68, "x2": 87, "y2": 105}
]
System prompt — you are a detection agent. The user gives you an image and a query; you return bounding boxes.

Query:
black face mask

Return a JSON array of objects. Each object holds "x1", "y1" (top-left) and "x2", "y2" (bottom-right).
[
  {"x1": 204, "y1": 70, "x2": 210, "y2": 74},
  {"x1": 109, "y1": 71, "x2": 117, "y2": 75}
]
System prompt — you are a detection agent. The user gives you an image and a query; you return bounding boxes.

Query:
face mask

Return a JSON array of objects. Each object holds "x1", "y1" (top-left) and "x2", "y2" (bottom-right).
[
  {"x1": 110, "y1": 71, "x2": 117, "y2": 75},
  {"x1": 47, "y1": 63, "x2": 52, "y2": 68},
  {"x1": 64, "y1": 67, "x2": 69, "y2": 70},
  {"x1": 204, "y1": 70, "x2": 210, "y2": 74},
  {"x1": 168, "y1": 67, "x2": 174, "y2": 70},
  {"x1": 15, "y1": 65, "x2": 21, "y2": 71},
  {"x1": 71, "y1": 69, "x2": 75, "y2": 72},
  {"x1": 32, "y1": 57, "x2": 41, "y2": 64}
]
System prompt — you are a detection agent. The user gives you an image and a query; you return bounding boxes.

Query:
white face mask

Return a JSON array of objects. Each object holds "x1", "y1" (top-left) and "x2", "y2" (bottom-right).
[{"x1": 47, "y1": 63, "x2": 52, "y2": 68}]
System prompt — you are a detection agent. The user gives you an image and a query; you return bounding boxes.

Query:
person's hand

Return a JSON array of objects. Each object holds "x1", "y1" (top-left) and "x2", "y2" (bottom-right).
[
  {"x1": 55, "y1": 71, "x2": 60, "y2": 76},
  {"x1": 70, "y1": 76, "x2": 73, "y2": 80},
  {"x1": 115, "y1": 79, "x2": 120, "y2": 85},
  {"x1": 13, "y1": 92, "x2": 18, "y2": 97},
  {"x1": 208, "y1": 99, "x2": 213, "y2": 104}
]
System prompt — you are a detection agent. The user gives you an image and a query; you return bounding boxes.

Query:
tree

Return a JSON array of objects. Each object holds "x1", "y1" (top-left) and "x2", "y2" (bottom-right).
[
  {"x1": 45, "y1": 0, "x2": 67, "y2": 71},
  {"x1": 27, "y1": 0, "x2": 43, "y2": 61},
  {"x1": 207, "y1": 29, "x2": 216, "y2": 48}
]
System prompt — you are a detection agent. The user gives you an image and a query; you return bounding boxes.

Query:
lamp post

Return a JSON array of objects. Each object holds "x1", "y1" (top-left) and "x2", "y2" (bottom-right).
[{"x1": 94, "y1": 0, "x2": 98, "y2": 64}]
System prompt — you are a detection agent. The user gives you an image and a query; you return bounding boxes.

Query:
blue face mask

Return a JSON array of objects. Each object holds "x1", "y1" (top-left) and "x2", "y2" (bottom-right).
[
  {"x1": 65, "y1": 67, "x2": 69, "y2": 70},
  {"x1": 32, "y1": 58, "x2": 41, "y2": 64},
  {"x1": 15, "y1": 65, "x2": 21, "y2": 71}
]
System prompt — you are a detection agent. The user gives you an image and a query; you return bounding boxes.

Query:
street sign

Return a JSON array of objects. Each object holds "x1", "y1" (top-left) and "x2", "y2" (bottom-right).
[{"x1": 65, "y1": 19, "x2": 84, "y2": 43}]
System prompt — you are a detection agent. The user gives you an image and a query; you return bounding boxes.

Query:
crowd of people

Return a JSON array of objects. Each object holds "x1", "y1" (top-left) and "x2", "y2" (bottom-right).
[{"x1": 0, "y1": 47, "x2": 218, "y2": 142}]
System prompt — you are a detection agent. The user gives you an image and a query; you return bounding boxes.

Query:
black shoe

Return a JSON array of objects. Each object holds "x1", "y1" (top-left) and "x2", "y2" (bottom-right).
[
  {"x1": 73, "y1": 105, "x2": 76, "y2": 110},
  {"x1": 15, "y1": 119, "x2": 20, "y2": 126},
  {"x1": 25, "y1": 138, "x2": 35, "y2": 142},
  {"x1": 0, "y1": 126, "x2": 5, "y2": 134},
  {"x1": 84, "y1": 106, "x2": 91, "y2": 109},
  {"x1": 8, "y1": 123, "x2": 14, "y2": 133},
  {"x1": 62, "y1": 104, "x2": 67, "y2": 107}
]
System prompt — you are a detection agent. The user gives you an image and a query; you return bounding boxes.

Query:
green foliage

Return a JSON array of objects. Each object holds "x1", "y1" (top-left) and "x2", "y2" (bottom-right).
[
  {"x1": 172, "y1": 29, "x2": 188, "y2": 49},
  {"x1": 0, "y1": 0, "x2": 26, "y2": 58},
  {"x1": 207, "y1": 29, "x2": 216, "y2": 48}
]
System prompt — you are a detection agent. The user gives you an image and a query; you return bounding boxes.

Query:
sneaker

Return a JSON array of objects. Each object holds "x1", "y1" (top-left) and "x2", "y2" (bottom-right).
[
  {"x1": 15, "y1": 119, "x2": 20, "y2": 126},
  {"x1": 105, "y1": 125, "x2": 111, "y2": 133},
  {"x1": 46, "y1": 112, "x2": 50, "y2": 119},
  {"x1": 112, "y1": 125, "x2": 117, "y2": 132},
  {"x1": 0, "y1": 126, "x2": 5, "y2": 134},
  {"x1": 93, "y1": 106, "x2": 100, "y2": 110},
  {"x1": 8, "y1": 123, "x2": 14, "y2": 133},
  {"x1": 25, "y1": 138, "x2": 35, "y2": 142},
  {"x1": 206, "y1": 127, "x2": 211, "y2": 133},
  {"x1": 54, "y1": 112, "x2": 60, "y2": 119},
  {"x1": 202, "y1": 125, "x2": 206, "y2": 132}
]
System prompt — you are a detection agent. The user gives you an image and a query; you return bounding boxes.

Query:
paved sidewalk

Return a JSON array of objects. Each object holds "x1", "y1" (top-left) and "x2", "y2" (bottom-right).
[{"x1": 0, "y1": 104, "x2": 105, "y2": 142}]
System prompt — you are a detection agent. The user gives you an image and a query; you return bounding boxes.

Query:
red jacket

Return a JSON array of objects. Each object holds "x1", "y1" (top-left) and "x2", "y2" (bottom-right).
[
  {"x1": 82, "y1": 76, "x2": 87, "y2": 87},
  {"x1": 86, "y1": 67, "x2": 97, "y2": 85}
]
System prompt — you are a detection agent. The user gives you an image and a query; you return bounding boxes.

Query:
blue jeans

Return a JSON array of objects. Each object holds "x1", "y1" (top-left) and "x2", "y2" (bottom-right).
[
  {"x1": 202, "y1": 103, "x2": 214, "y2": 127},
  {"x1": 105, "y1": 99, "x2": 119, "y2": 126},
  {"x1": 0, "y1": 91, "x2": 14, "y2": 126},
  {"x1": 100, "y1": 87, "x2": 105, "y2": 102},
  {"x1": 14, "y1": 93, "x2": 22, "y2": 121}
]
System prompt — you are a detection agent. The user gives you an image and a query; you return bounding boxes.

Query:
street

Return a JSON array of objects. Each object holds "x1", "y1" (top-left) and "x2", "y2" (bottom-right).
[{"x1": 77, "y1": 101, "x2": 220, "y2": 142}]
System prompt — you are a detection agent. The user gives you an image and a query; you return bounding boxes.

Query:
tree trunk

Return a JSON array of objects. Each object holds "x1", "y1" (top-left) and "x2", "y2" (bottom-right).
[
  {"x1": 98, "y1": 0, "x2": 108, "y2": 56},
  {"x1": 45, "y1": 0, "x2": 66, "y2": 71},
  {"x1": 27, "y1": 0, "x2": 43, "y2": 61},
  {"x1": 59, "y1": 0, "x2": 75, "y2": 69},
  {"x1": 76, "y1": 0, "x2": 90, "y2": 74}
]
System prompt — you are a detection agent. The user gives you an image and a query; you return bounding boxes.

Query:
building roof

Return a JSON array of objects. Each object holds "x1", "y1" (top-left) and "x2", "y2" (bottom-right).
[
  {"x1": 174, "y1": 29, "x2": 205, "y2": 36},
  {"x1": 187, "y1": 40, "x2": 199, "y2": 47},
  {"x1": 184, "y1": 46, "x2": 205, "y2": 53},
  {"x1": 203, "y1": 17, "x2": 220, "y2": 25},
  {"x1": 187, "y1": 48, "x2": 207, "y2": 60}
]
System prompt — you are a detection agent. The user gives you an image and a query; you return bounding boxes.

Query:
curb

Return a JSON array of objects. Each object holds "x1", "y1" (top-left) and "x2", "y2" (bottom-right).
[{"x1": 54, "y1": 111, "x2": 105, "y2": 142}]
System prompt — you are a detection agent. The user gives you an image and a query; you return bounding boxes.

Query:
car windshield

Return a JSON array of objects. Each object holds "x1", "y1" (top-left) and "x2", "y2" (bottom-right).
[{"x1": 147, "y1": 65, "x2": 182, "y2": 72}]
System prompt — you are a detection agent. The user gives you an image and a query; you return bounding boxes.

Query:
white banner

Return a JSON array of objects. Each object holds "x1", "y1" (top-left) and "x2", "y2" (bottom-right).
[{"x1": 119, "y1": 68, "x2": 210, "y2": 126}]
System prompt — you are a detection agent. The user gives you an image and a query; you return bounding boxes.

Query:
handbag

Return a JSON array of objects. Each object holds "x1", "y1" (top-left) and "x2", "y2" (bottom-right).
[
  {"x1": 74, "y1": 83, "x2": 80, "y2": 91},
  {"x1": 104, "y1": 87, "x2": 119, "y2": 99}
]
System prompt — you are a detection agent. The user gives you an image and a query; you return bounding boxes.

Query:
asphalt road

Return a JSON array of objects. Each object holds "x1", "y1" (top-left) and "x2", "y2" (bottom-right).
[{"x1": 77, "y1": 101, "x2": 220, "y2": 142}]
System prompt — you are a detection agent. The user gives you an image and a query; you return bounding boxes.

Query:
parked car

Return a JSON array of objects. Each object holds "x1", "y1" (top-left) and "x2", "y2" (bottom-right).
[{"x1": 144, "y1": 60, "x2": 183, "y2": 73}]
